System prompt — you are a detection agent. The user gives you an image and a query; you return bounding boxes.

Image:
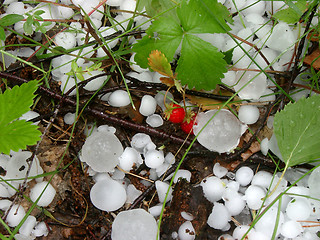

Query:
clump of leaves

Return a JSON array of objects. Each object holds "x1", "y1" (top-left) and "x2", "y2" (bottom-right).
[
  {"x1": 0, "y1": 80, "x2": 41, "y2": 154},
  {"x1": 133, "y1": 0, "x2": 232, "y2": 91},
  {"x1": 67, "y1": 61, "x2": 103, "y2": 81},
  {"x1": 24, "y1": 10, "x2": 52, "y2": 35},
  {"x1": 0, "y1": 14, "x2": 24, "y2": 40}
]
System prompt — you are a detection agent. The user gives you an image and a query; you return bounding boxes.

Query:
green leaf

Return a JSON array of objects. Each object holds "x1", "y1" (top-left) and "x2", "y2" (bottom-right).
[
  {"x1": 176, "y1": 34, "x2": 227, "y2": 90},
  {"x1": 132, "y1": 16, "x2": 183, "y2": 68},
  {"x1": 0, "y1": 120, "x2": 41, "y2": 154},
  {"x1": 0, "y1": 80, "x2": 41, "y2": 154},
  {"x1": 273, "y1": 0, "x2": 308, "y2": 24},
  {"x1": 23, "y1": 17, "x2": 34, "y2": 35},
  {"x1": 137, "y1": 0, "x2": 181, "y2": 20},
  {"x1": 0, "y1": 27, "x2": 5, "y2": 41},
  {"x1": 133, "y1": 0, "x2": 232, "y2": 90},
  {"x1": 274, "y1": 94, "x2": 320, "y2": 167},
  {"x1": 0, "y1": 80, "x2": 39, "y2": 126},
  {"x1": 177, "y1": 0, "x2": 231, "y2": 33},
  {"x1": 34, "y1": 10, "x2": 45, "y2": 16},
  {"x1": 0, "y1": 14, "x2": 24, "y2": 27}
]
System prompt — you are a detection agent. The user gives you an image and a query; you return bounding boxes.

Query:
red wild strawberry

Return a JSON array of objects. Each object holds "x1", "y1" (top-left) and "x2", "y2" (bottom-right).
[
  {"x1": 165, "y1": 103, "x2": 185, "y2": 123},
  {"x1": 180, "y1": 113, "x2": 197, "y2": 134}
]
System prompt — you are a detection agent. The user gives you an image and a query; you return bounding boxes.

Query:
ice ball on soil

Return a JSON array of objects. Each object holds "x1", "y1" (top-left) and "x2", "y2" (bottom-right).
[
  {"x1": 146, "y1": 114, "x2": 163, "y2": 128},
  {"x1": 281, "y1": 220, "x2": 303, "y2": 238},
  {"x1": 213, "y1": 162, "x2": 228, "y2": 178},
  {"x1": 234, "y1": 71, "x2": 267, "y2": 100},
  {"x1": 30, "y1": 181, "x2": 56, "y2": 207},
  {"x1": 207, "y1": 202, "x2": 231, "y2": 230},
  {"x1": 201, "y1": 176, "x2": 225, "y2": 203},
  {"x1": 244, "y1": 185, "x2": 266, "y2": 210},
  {"x1": 238, "y1": 105, "x2": 260, "y2": 125},
  {"x1": 80, "y1": 130, "x2": 123, "y2": 172},
  {"x1": 308, "y1": 167, "x2": 320, "y2": 199},
  {"x1": 131, "y1": 133, "x2": 152, "y2": 153},
  {"x1": 108, "y1": 90, "x2": 130, "y2": 107},
  {"x1": 286, "y1": 198, "x2": 311, "y2": 220},
  {"x1": 139, "y1": 95, "x2": 157, "y2": 116},
  {"x1": 144, "y1": 150, "x2": 164, "y2": 169},
  {"x1": 235, "y1": 166, "x2": 254, "y2": 186},
  {"x1": 155, "y1": 180, "x2": 173, "y2": 203},
  {"x1": 6, "y1": 204, "x2": 25, "y2": 227},
  {"x1": 265, "y1": 22, "x2": 296, "y2": 52},
  {"x1": 193, "y1": 109, "x2": 246, "y2": 153},
  {"x1": 19, "y1": 216, "x2": 37, "y2": 236},
  {"x1": 54, "y1": 32, "x2": 76, "y2": 49},
  {"x1": 251, "y1": 170, "x2": 273, "y2": 189},
  {"x1": 118, "y1": 147, "x2": 142, "y2": 171},
  {"x1": 254, "y1": 206, "x2": 284, "y2": 238},
  {"x1": 90, "y1": 179, "x2": 126, "y2": 211},
  {"x1": 111, "y1": 209, "x2": 157, "y2": 240},
  {"x1": 178, "y1": 221, "x2": 196, "y2": 240}
]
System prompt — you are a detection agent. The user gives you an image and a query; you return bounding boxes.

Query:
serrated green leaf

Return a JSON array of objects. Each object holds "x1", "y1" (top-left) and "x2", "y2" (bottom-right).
[
  {"x1": 0, "y1": 120, "x2": 41, "y2": 154},
  {"x1": 0, "y1": 80, "x2": 39, "y2": 126},
  {"x1": 176, "y1": 34, "x2": 227, "y2": 90},
  {"x1": 148, "y1": 50, "x2": 174, "y2": 77},
  {"x1": 177, "y1": 0, "x2": 231, "y2": 33},
  {"x1": 133, "y1": 0, "x2": 232, "y2": 91},
  {"x1": 274, "y1": 94, "x2": 320, "y2": 167},
  {"x1": 132, "y1": 16, "x2": 183, "y2": 68},
  {"x1": 0, "y1": 14, "x2": 24, "y2": 27},
  {"x1": 273, "y1": 0, "x2": 307, "y2": 24}
]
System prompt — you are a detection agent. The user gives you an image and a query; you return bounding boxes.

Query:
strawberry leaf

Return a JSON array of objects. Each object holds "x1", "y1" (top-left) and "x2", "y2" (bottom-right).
[
  {"x1": 176, "y1": 34, "x2": 227, "y2": 90},
  {"x1": 132, "y1": 16, "x2": 183, "y2": 69},
  {"x1": 177, "y1": 0, "x2": 231, "y2": 33},
  {"x1": 0, "y1": 120, "x2": 41, "y2": 154},
  {"x1": 273, "y1": 0, "x2": 308, "y2": 24},
  {"x1": 148, "y1": 50, "x2": 174, "y2": 77},
  {"x1": 133, "y1": 0, "x2": 231, "y2": 91},
  {"x1": 274, "y1": 94, "x2": 320, "y2": 167},
  {"x1": 0, "y1": 80, "x2": 39, "y2": 125},
  {"x1": 0, "y1": 80, "x2": 41, "y2": 154}
]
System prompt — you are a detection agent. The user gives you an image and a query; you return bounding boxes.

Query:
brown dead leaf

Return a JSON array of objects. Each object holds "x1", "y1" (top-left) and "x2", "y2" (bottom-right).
[
  {"x1": 304, "y1": 47, "x2": 320, "y2": 70},
  {"x1": 160, "y1": 76, "x2": 175, "y2": 87}
]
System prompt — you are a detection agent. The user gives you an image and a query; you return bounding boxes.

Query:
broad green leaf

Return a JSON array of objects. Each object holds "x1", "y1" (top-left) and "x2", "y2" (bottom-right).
[
  {"x1": 0, "y1": 80, "x2": 39, "y2": 126},
  {"x1": 0, "y1": 120, "x2": 41, "y2": 154},
  {"x1": 176, "y1": 34, "x2": 227, "y2": 90},
  {"x1": 177, "y1": 0, "x2": 231, "y2": 33},
  {"x1": 132, "y1": 0, "x2": 232, "y2": 90},
  {"x1": 0, "y1": 14, "x2": 24, "y2": 27},
  {"x1": 148, "y1": 50, "x2": 174, "y2": 77},
  {"x1": 274, "y1": 94, "x2": 320, "y2": 167},
  {"x1": 273, "y1": 0, "x2": 308, "y2": 24},
  {"x1": 132, "y1": 16, "x2": 183, "y2": 68}
]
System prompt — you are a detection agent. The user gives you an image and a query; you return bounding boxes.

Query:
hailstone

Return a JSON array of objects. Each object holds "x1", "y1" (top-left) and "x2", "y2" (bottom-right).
[{"x1": 193, "y1": 109, "x2": 246, "y2": 153}]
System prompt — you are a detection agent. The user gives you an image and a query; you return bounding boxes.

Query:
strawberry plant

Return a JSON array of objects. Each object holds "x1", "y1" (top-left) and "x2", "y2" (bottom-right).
[
  {"x1": 133, "y1": 0, "x2": 233, "y2": 91},
  {"x1": 165, "y1": 103, "x2": 186, "y2": 123}
]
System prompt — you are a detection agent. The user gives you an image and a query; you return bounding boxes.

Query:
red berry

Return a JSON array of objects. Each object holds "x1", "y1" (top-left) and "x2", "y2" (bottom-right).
[
  {"x1": 180, "y1": 114, "x2": 197, "y2": 134},
  {"x1": 165, "y1": 103, "x2": 185, "y2": 123}
]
